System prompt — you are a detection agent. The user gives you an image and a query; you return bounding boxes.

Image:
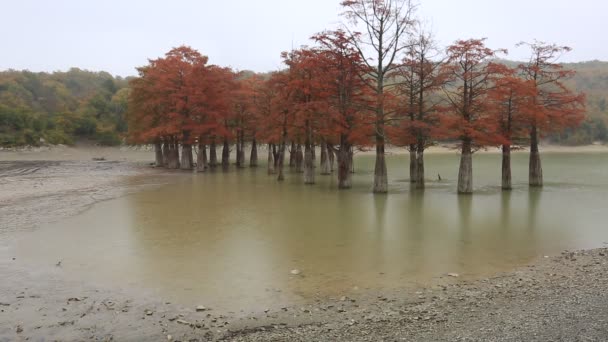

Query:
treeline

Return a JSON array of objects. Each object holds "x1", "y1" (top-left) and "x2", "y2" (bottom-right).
[
  {"x1": 0, "y1": 68, "x2": 129, "y2": 146},
  {"x1": 128, "y1": 0, "x2": 588, "y2": 194},
  {"x1": 2, "y1": 61, "x2": 605, "y2": 149}
]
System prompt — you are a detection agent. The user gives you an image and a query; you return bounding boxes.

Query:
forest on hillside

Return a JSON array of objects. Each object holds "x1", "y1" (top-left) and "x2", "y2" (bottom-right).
[
  {"x1": 0, "y1": 68, "x2": 129, "y2": 146},
  {"x1": 0, "y1": 61, "x2": 607, "y2": 148}
]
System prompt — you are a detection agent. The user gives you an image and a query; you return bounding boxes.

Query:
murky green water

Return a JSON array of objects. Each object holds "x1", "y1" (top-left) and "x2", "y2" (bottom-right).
[{"x1": 8, "y1": 151, "x2": 608, "y2": 312}]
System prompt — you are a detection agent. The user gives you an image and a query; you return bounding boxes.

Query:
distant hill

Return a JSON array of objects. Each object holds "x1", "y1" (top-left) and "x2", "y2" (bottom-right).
[{"x1": 0, "y1": 68, "x2": 129, "y2": 146}]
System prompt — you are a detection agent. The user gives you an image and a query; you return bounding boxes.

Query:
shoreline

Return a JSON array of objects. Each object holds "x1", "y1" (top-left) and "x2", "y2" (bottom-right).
[
  {"x1": 1, "y1": 142, "x2": 607, "y2": 160},
  {"x1": 2, "y1": 149, "x2": 608, "y2": 340}
]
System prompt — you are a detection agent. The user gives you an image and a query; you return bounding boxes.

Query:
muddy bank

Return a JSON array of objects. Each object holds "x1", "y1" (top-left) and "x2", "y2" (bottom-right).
[
  {"x1": 2, "y1": 247, "x2": 608, "y2": 341},
  {"x1": 0, "y1": 159, "x2": 174, "y2": 236}
]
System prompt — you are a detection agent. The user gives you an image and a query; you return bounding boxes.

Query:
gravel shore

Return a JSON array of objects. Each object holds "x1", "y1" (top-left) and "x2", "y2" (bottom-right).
[{"x1": 226, "y1": 248, "x2": 608, "y2": 342}]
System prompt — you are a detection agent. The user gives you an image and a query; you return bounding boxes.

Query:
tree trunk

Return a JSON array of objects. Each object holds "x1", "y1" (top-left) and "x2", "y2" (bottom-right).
[
  {"x1": 373, "y1": 139, "x2": 388, "y2": 193},
  {"x1": 209, "y1": 140, "x2": 218, "y2": 168},
  {"x1": 180, "y1": 132, "x2": 193, "y2": 170},
  {"x1": 415, "y1": 143, "x2": 425, "y2": 189},
  {"x1": 328, "y1": 144, "x2": 335, "y2": 172},
  {"x1": 154, "y1": 139, "x2": 163, "y2": 167},
  {"x1": 350, "y1": 147, "x2": 355, "y2": 173},
  {"x1": 197, "y1": 143, "x2": 208, "y2": 172},
  {"x1": 320, "y1": 141, "x2": 330, "y2": 175},
  {"x1": 311, "y1": 144, "x2": 316, "y2": 162},
  {"x1": 277, "y1": 142, "x2": 286, "y2": 181},
  {"x1": 409, "y1": 145, "x2": 418, "y2": 183},
  {"x1": 222, "y1": 138, "x2": 230, "y2": 170},
  {"x1": 289, "y1": 142, "x2": 296, "y2": 167},
  {"x1": 267, "y1": 144, "x2": 276, "y2": 174},
  {"x1": 337, "y1": 143, "x2": 352, "y2": 189},
  {"x1": 295, "y1": 144, "x2": 304, "y2": 173},
  {"x1": 236, "y1": 139, "x2": 243, "y2": 168},
  {"x1": 162, "y1": 141, "x2": 170, "y2": 167},
  {"x1": 181, "y1": 144, "x2": 193, "y2": 170},
  {"x1": 236, "y1": 132, "x2": 245, "y2": 168},
  {"x1": 168, "y1": 140, "x2": 181, "y2": 169},
  {"x1": 502, "y1": 144, "x2": 512, "y2": 190},
  {"x1": 304, "y1": 142, "x2": 315, "y2": 184},
  {"x1": 529, "y1": 126, "x2": 543, "y2": 187},
  {"x1": 458, "y1": 139, "x2": 473, "y2": 194},
  {"x1": 250, "y1": 139, "x2": 258, "y2": 167}
]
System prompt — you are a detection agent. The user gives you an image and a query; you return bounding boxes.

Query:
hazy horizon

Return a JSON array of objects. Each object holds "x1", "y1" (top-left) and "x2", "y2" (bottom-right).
[{"x1": 2, "y1": 0, "x2": 606, "y2": 77}]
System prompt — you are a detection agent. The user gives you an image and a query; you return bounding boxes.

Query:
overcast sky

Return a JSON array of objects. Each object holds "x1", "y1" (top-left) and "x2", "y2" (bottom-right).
[{"x1": 1, "y1": 0, "x2": 605, "y2": 77}]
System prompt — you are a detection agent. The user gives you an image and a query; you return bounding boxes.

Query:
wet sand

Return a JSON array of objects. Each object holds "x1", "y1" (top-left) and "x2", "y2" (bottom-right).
[{"x1": 2, "y1": 145, "x2": 608, "y2": 341}]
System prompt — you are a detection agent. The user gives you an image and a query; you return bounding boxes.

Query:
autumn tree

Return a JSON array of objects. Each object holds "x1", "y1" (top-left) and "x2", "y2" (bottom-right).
[
  {"x1": 391, "y1": 30, "x2": 446, "y2": 188},
  {"x1": 128, "y1": 46, "x2": 234, "y2": 172},
  {"x1": 518, "y1": 41, "x2": 586, "y2": 187},
  {"x1": 312, "y1": 30, "x2": 373, "y2": 188},
  {"x1": 341, "y1": 0, "x2": 417, "y2": 193},
  {"x1": 189, "y1": 65, "x2": 233, "y2": 172},
  {"x1": 441, "y1": 39, "x2": 506, "y2": 194},
  {"x1": 283, "y1": 48, "x2": 326, "y2": 184},
  {"x1": 487, "y1": 64, "x2": 536, "y2": 190},
  {"x1": 256, "y1": 71, "x2": 294, "y2": 181}
]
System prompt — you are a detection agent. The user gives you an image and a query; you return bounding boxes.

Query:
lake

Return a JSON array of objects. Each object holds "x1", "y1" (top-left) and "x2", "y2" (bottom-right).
[{"x1": 7, "y1": 150, "x2": 608, "y2": 313}]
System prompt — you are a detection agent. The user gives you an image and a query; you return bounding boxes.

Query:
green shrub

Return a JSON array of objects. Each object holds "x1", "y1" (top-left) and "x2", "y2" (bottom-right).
[
  {"x1": 45, "y1": 130, "x2": 73, "y2": 145},
  {"x1": 96, "y1": 130, "x2": 122, "y2": 146}
]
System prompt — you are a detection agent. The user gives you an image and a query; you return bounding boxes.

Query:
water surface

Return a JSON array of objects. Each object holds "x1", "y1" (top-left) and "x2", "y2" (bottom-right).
[{"x1": 8, "y1": 151, "x2": 608, "y2": 313}]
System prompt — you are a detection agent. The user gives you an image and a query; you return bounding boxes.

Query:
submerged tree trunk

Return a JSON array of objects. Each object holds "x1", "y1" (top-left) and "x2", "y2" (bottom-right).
[
  {"x1": 458, "y1": 139, "x2": 473, "y2": 194},
  {"x1": 250, "y1": 139, "x2": 258, "y2": 167},
  {"x1": 209, "y1": 140, "x2": 218, "y2": 168},
  {"x1": 236, "y1": 139, "x2": 243, "y2": 168},
  {"x1": 180, "y1": 131, "x2": 193, "y2": 170},
  {"x1": 350, "y1": 147, "x2": 355, "y2": 174},
  {"x1": 196, "y1": 143, "x2": 208, "y2": 172},
  {"x1": 529, "y1": 126, "x2": 543, "y2": 187},
  {"x1": 222, "y1": 138, "x2": 230, "y2": 170},
  {"x1": 154, "y1": 139, "x2": 163, "y2": 167},
  {"x1": 267, "y1": 143, "x2": 276, "y2": 174},
  {"x1": 236, "y1": 131, "x2": 245, "y2": 168},
  {"x1": 277, "y1": 141, "x2": 286, "y2": 181},
  {"x1": 337, "y1": 142, "x2": 353, "y2": 189},
  {"x1": 168, "y1": 140, "x2": 181, "y2": 169},
  {"x1": 320, "y1": 141, "x2": 330, "y2": 175},
  {"x1": 295, "y1": 144, "x2": 304, "y2": 173},
  {"x1": 409, "y1": 145, "x2": 418, "y2": 183},
  {"x1": 303, "y1": 142, "x2": 315, "y2": 184},
  {"x1": 415, "y1": 142, "x2": 425, "y2": 189},
  {"x1": 162, "y1": 141, "x2": 170, "y2": 167},
  {"x1": 289, "y1": 142, "x2": 296, "y2": 167},
  {"x1": 373, "y1": 138, "x2": 388, "y2": 193},
  {"x1": 502, "y1": 144, "x2": 512, "y2": 190},
  {"x1": 181, "y1": 143, "x2": 193, "y2": 170},
  {"x1": 328, "y1": 144, "x2": 335, "y2": 172}
]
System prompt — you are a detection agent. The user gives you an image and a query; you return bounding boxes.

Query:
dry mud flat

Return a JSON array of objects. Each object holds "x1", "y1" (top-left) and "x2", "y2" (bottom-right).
[{"x1": 0, "y1": 159, "x2": 164, "y2": 234}]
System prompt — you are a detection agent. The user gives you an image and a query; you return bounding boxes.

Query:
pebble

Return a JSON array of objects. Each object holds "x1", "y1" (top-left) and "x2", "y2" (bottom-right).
[
  {"x1": 290, "y1": 269, "x2": 301, "y2": 275},
  {"x1": 196, "y1": 305, "x2": 208, "y2": 312}
]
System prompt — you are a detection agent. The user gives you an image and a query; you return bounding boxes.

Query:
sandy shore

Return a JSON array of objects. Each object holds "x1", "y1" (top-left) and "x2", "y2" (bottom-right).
[{"x1": 2, "y1": 145, "x2": 608, "y2": 341}]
